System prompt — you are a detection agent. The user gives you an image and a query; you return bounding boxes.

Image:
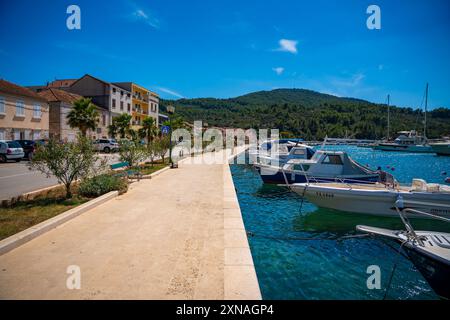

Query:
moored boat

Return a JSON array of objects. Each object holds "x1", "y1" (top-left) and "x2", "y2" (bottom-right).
[
  {"x1": 255, "y1": 150, "x2": 380, "y2": 185},
  {"x1": 248, "y1": 138, "x2": 309, "y2": 164},
  {"x1": 291, "y1": 178, "x2": 450, "y2": 218},
  {"x1": 430, "y1": 141, "x2": 450, "y2": 156},
  {"x1": 356, "y1": 205, "x2": 450, "y2": 299},
  {"x1": 374, "y1": 84, "x2": 435, "y2": 154},
  {"x1": 256, "y1": 143, "x2": 315, "y2": 167},
  {"x1": 374, "y1": 130, "x2": 434, "y2": 153}
]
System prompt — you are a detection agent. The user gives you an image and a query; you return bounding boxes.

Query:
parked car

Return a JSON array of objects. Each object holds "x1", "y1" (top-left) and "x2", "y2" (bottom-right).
[
  {"x1": 93, "y1": 139, "x2": 119, "y2": 153},
  {"x1": 14, "y1": 140, "x2": 36, "y2": 160},
  {"x1": 0, "y1": 140, "x2": 25, "y2": 163}
]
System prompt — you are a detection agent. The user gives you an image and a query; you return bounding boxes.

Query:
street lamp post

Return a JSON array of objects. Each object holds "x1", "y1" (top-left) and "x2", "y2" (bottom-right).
[{"x1": 166, "y1": 105, "x2": 177, "y2": 169}]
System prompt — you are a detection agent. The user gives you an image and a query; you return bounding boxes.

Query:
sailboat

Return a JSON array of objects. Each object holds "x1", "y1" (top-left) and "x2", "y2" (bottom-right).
[{"x1": 375, "y1": 84, "x2": 434, "y2": 153}]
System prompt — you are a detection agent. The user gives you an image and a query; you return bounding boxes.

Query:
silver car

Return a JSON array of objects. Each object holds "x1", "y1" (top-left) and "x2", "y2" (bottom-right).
[
  {"x1": 93, "y1": 139, "x2": 119, "y2": 153},
  {"x1": 0, "y1": 140, "x2": 25, "y2": 162}
]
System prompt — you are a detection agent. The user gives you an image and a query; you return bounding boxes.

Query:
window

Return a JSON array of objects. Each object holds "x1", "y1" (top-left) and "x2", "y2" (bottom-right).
[
  {"x1": 33, "y1": 104, "x2": 41, "y2": 118},
  {"x1": 0, "y1": 129, "x2": 4, "y2": 140},
  {"x1": 127, "y1": 103, "x2": 131, "y2": 112},
  {"x1": 102, "y1": 114, "x2": 106, "y2": 126},
  {"x1": 112, "y1": 99, "x2": 116, "y2": 109},
  {"x1": 0, "y1": 96, "x2": 5, "y2": 114},
  {"x1": 293, "y1": 149, "x2": 306, "y2": 155},
  {"x1": 33, "y1": 131, "x2": 40, "y2": 140},
  {"x1": 322, "y1": 155, "x2": 343, "y2": 165},
  {"x1": 97, "y1": 128, "x2": 102, "y2": 134},
  {"x1": 120, "y1": 101, "x2": 124, "y2": 111},
  {"x1": 16, "y1": 100, "x2": 25, "y2": 116},
  {"x1": 112, "y1": 87, "x2": 116, "y2": 93},
  {"x1": 8, "y1": 141, "x2": 22, "y2": 148}
]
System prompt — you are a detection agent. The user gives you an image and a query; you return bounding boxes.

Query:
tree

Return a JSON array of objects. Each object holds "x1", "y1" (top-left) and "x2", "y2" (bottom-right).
[
  {"x1": 67, "y1": 98, "x2": 99, "y2": 137},
  {"x1": 139, "y1": 117, "x2": 158, "y2": 143},
  {"x1": 114, "y1": 113, "x2": 132, "y2": 139},
  {"x1": 108, "y1": 119, "x2": 119, "y2": 138},
  {"x1": 146, "y1": 139, "x2": 158, "y2": 166},
  {"x1": 163, "y1": 116, "x2": 185, "y2": 131},
  {"x1": 127, "y1": 128, "x2": 139, "y2": 141},
  {"x1": 155, "y1": 136, "x2": 170, "y2": 163},
  {"x1": 118, "y1": 140, "x2": 147, "y2": 168},
  {"x1": 29, "y1": 136, "x2": 98, "y2": 198}
]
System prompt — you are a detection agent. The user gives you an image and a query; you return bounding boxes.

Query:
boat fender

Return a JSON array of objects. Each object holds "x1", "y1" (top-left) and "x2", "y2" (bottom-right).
[
  {"x1": 395, "y1": 195, "x2": 404, "y2": 210},
  {"x1": 446, "y1": 177, "x2": 450, "y2": 183},
  {"x1": 391, "y1": 167, "x2": 395, "y2": 171}
]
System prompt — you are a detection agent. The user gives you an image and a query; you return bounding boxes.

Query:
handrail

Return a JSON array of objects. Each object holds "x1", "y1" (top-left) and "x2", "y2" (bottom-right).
[
  {"x1": 394, "y1": 197, "x2": 450, "y2": 247},
  {"x1": 400, "y1": 207, "x2": 450, "y2": 223}
]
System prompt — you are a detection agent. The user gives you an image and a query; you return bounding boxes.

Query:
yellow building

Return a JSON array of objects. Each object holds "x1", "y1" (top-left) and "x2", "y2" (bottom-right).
[{"x1": 113, "y1": 82, "x2": 159, "y2": 130}]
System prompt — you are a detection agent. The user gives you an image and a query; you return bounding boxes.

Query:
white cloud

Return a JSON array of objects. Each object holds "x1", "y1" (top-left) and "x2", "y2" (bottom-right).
[
  {"x1": 132, "y1": 8, "x2": 160, "y2": 29},
  {"x1": 272, "y1": 67, "x2": 285, "y2": 75},
  {"x1": 156, "y1": 87, "x2": 184, "y2": 99},
  {"x1": 274, "y1": 39, "x2": 298, "y2": 54},
  {"x1": 332, "y1": 73, "x2": 365, "y2": 88}
]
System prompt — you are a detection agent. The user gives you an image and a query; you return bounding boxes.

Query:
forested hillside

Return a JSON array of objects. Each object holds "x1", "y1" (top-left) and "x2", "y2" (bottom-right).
[{"x1": 160, "y1": 89, "x2": 450, "y2": 140}]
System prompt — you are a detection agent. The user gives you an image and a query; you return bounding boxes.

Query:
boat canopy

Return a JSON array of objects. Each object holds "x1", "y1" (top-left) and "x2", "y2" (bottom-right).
[{"x1": 286, "y1": 150, "x2": 376, "y2": 175}]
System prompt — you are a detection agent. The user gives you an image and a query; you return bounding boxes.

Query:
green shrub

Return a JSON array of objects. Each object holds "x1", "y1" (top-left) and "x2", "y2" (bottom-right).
[{"x1": 78, "y1": 174, "x2": 128, "y2": 198}]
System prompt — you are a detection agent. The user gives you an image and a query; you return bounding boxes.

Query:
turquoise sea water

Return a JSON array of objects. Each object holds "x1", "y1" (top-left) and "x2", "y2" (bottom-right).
[{"x1": 230, "y1": 145, "x2": 450, "y2": 300}]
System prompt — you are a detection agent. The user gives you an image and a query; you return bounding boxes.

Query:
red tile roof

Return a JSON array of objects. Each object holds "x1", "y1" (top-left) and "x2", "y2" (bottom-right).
[
  {"x1": 37, "y1": 88, "x2": 84, "y2": 104},
  {"x1": 48, "y1": 79, "x2": 78, "y2": 88},
  {"x1": 0, "y1": 79, "x2": 48, "y2": 102}
]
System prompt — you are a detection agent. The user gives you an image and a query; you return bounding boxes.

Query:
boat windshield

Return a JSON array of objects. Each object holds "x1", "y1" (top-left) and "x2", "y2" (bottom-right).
[{"x1": 310, "y1": 152, "x2": 323, "y2": 163}]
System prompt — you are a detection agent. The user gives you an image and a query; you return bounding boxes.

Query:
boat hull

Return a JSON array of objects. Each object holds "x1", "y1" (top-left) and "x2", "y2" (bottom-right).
[
  {"x1": 357, "y1": 226, "x2": 450, "y2": 299},
  {"x1": 292, "y1": 184, "x2": 450, "y2": 218},
  {"x1": 431, "y1": 144, "x2": 450, "y2": 156},
  {"x1": 405, "y1": 247, "x2": 450, "y2": 299},
  {"x1": 374, "y1": 144, "x2": 434, "y2": 153}
]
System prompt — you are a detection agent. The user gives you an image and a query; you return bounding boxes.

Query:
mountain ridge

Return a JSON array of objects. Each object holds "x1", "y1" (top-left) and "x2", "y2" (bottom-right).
[{"x1": 160, "y1": 88, "x2": 450, "y2": 140}]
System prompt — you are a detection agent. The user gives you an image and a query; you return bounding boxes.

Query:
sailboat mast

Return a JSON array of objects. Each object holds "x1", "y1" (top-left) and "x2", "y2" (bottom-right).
[
  {"x1": 387, "y1": 94, "x2": 390, "y2": 141},
  {"x1": 424, "y1": 83, "x2": 428, "y2": 138}
]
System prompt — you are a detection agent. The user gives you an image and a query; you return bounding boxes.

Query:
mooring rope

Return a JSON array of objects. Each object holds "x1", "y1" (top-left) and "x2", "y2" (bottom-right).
[
  {"x1": 382, "y1": 239, "x2": 409, "y2": 300},
  {"x1": 246, "y1": 231, "x2": 370, "y2": 242}
]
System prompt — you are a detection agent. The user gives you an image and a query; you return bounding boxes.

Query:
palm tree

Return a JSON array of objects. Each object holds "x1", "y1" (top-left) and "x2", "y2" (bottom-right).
[
  {"x1": 139, "y1": 117, "x2": 158, "y2": 143},
  {"x1": 108, "y1": 119, "x2": 118, "y2": 138},
  {"x1": 114, "y1": 113, "x2": 132, "y2": 138},
  {"x1": 163, "y1": 116, "x2": 185, "y2": 132},
  {"x1": 67, "y1": 98, "x2": 99, "y2": 137}
]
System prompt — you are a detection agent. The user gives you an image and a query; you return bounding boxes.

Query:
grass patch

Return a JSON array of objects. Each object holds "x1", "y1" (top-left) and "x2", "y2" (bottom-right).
[
  {"x1": 0, "y1": 161, "x2": 166, "y2": 241},
  {"x1": 0, "y1": 197, "x2": 89, "y2": 241},
  {"x1": 138, "y1": 159, "x2": 169, "y2": 175}
]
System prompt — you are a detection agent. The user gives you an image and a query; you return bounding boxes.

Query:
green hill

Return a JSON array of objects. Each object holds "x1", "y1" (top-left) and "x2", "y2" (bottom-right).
[{"x1": 160, "y1": 89, "x2": 450, "y2": 140}]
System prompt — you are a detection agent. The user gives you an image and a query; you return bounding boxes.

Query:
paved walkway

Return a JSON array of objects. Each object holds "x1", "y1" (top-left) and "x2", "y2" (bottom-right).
[{"x1": 0, "y1": 149, "x2": 260, "y2": 299}]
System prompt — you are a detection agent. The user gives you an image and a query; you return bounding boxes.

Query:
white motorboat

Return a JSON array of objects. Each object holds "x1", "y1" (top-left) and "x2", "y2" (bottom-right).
[
  {"x1": 374, "y1": 84, "x2": 435, "y2": 153},
  {"x1": 255, "y1": 150, "x2": 380, "y2": 184},
  {"x1": 255, "y1": 144, "x2": 315, "y2": 167},
  {"x1": 356, "y1": 206, "x2": 450, "y2": 299},
  {"x1": 374, "y1": 130, "x2": 434, "y2": 153},
  {"x1": 291, "y1": 178, "x2": 450, "y2": 218}
]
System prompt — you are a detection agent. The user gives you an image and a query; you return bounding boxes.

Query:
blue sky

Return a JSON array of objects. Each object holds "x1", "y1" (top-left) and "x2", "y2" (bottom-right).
[{"x1": 0, "y1": 0, "x2": 449, "y2": 109}]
